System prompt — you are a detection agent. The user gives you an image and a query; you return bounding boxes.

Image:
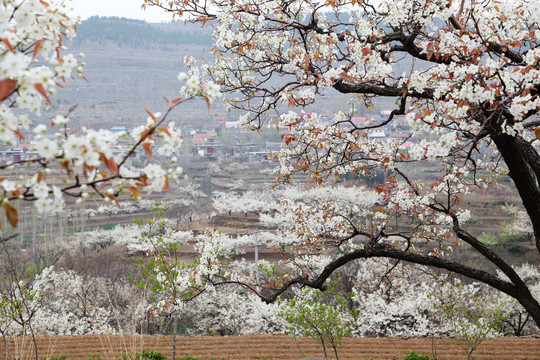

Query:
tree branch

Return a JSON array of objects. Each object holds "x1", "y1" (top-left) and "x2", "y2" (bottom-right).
[
  {"x1": 332, "y1": 81, "x2": 433, "y2": 100},
  {"x1": 259, "y1": 243, "x2": 517, "y2": 304}
]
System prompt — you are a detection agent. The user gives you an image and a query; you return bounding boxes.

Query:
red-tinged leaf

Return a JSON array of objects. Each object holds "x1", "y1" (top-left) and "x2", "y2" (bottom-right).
[
  {"x1": 10, "y1": 189, "x2": 20, "y2": 197},
  {"x1": 158, "y1": 127, "x2": 171, "y2": 137},
  {"x1": 82, "y1": 163, "x2": 94, "y2": 176},
  {"x1": 40, "y1": 0, "x2": 50, "y2": 7},
  {"x1": 34, "y1": 83, "x2": 51, "y2": 103},
  {"x1": 129, "y1": 186, "x2": 140, "y2": 198},
  {"x1": 37, "y1": 171, "x2": 43, "y2": 183},
  {"x1": 77, "y1": 69, "x2": 88, "y2": 82},
  {"x1": 1, "y1": 38, "x2": 14, "y2": 52},
  {"x1": 13, "y1": 129, "x2": 25, "y2": 141},
  {"x1": 535, "y1": 128, "x2": 540, "y2": 141},
  {"x1": 106, "y1": 156, "x2": 118, "y2": 173},
  {"x1": 55, "y1": 81, "x2": 65, "y2": 88},
  {"x1": 0, "y1": 79, "x2": 17, "y2": 101},
  {"x1": 140, "y1": 128, "x2": 153, "y2": 141},
  {"x1": 171, "y1": 97, "x2": 183, "y2": 104},
  {"x1": 106, "y1": 193, "x2": 121, "y2": 208},
  {"x1": 145, "y1": 108, "x2": 157, "y2": 122},
  {"x1": 163, "y1": 175, "x2": 170, "y2": 191},
  {"x1": 3, "y1": 203, "x2": 18, "y2": 228},
  {"x1": 136, "y1": 174, "x2": 148, "y2": 188},
  {"x1": 33, "y1": 40, "x2": 43, "y2": 58},
  {"x1": 142, "y1": 142, "x2": 152, "y2": 157}
]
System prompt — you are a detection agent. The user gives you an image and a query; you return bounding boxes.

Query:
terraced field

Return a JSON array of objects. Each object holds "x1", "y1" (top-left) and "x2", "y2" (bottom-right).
[{"x1": 1, "y1": 335, "x2": 539, "y2": 360}]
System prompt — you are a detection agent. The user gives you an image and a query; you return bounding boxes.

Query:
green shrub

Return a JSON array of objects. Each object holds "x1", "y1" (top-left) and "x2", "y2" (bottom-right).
[
  {"x1": 45, "y1": 356, "x2": 68, "y2": 360},
  {"x1": 403, "y1": 349, "x2": 434, "y2": 360},
  {"x1": 122, "y1": 350, "x2": 167, "y2": 360},
  {"x1": 179, "y1": 355, "x2": 198, "y2": 360},
  {"x1": 500, "y1": 232, "x2": 526, "y2": 243},
  {"x1": 136, "y1": 350, "x2": 167, "y2": 360},
  {"x1": 478, "y1": 232, "x2": 497, "y2": 245},
  {"x1": 87, "y1": 355, "x2": 105, "y2": 360}
]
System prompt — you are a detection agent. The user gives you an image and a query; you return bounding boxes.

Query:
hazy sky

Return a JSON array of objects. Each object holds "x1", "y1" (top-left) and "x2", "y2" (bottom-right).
[{"x1": 69, "y1": 0, "x2": 173, "y2": 22}]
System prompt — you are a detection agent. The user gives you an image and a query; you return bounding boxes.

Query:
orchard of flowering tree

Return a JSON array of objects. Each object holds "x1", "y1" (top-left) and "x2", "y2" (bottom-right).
[{"x1": 2, "y1": 0, "x2": 540, "y2": 359}]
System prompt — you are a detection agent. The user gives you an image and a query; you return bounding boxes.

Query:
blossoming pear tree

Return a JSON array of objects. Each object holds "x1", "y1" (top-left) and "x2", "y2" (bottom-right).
[
  {"x1": 0, "y1": 0, "x2": 220, "y2": 231},
  {"x1": 144, "y1": 0, "x2": 540, "y2": 327}
]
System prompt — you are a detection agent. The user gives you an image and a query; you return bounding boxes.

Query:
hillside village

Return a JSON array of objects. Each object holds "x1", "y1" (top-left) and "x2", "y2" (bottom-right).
[
  {"x1": 0, "y1": 17, "x2": 424, "y2": 166},
  {"x1": 0, "y1": 109, "x2": 415, "y2": 166}
]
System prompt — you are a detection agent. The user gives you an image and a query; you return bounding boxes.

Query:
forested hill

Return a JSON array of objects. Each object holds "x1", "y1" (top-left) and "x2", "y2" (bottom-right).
[{"x1": 72, "y1": 16, "x2": 213, "y2": 48}]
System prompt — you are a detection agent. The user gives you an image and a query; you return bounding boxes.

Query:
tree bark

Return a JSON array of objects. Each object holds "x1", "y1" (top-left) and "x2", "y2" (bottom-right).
[{"x1": 491, "y1": 133, "x2": 540, "y2": 252}]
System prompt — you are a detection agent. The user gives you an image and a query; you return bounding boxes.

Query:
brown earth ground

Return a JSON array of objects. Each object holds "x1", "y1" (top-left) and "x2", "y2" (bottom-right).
[{"x1": 1, "y1": 335, "x2": 539, "y2": 360}]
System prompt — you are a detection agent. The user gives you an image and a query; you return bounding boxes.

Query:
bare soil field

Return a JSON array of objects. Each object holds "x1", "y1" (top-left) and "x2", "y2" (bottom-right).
[{"x1": 1, "y1": 335, "x2": 539, "y2": 360}]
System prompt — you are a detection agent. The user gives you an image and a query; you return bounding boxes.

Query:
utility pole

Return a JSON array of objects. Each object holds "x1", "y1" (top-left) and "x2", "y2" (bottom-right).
[{"x1": 254, "y1": 229, "x2": 259, "y2": 292}]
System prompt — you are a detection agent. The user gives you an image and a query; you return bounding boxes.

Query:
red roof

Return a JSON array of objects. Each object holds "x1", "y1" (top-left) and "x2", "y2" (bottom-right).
[
  {"x1": 390, "y1": 132, "x2": 409, "y2": 138},
  {"x1": 193, "y1": 133, "x2": 213, "y2": 139}
]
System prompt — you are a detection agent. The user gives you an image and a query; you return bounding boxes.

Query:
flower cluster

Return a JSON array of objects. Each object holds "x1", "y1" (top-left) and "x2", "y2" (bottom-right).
[{"x1": 0, "y1": 1, "x2": 222, "y2": 223}]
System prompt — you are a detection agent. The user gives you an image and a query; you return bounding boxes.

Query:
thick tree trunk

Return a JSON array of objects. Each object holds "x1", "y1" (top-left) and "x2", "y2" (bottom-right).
[{"x1": 491, "y1": 133, "x2": 540, "y2": 252}]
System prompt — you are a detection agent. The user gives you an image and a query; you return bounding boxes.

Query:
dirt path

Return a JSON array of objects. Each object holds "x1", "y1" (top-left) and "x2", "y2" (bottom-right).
[{"x1": 1, "y1": 335, "x2": 539, "y2": 360}]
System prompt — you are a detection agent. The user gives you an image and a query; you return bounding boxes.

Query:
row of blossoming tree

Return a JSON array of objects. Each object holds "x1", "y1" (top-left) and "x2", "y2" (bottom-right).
[
  {"x1": 138, "y1": 0, "x2": 540, "y2": 330},
  {"x1": 3, "y1": 188, "x2": 539, "y2": 339}
]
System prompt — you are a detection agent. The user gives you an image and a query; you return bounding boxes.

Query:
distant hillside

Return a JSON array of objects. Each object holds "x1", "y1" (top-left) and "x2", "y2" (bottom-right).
[{"x1": 72, "y1": 16, "x2": 213, "y2": 48}]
